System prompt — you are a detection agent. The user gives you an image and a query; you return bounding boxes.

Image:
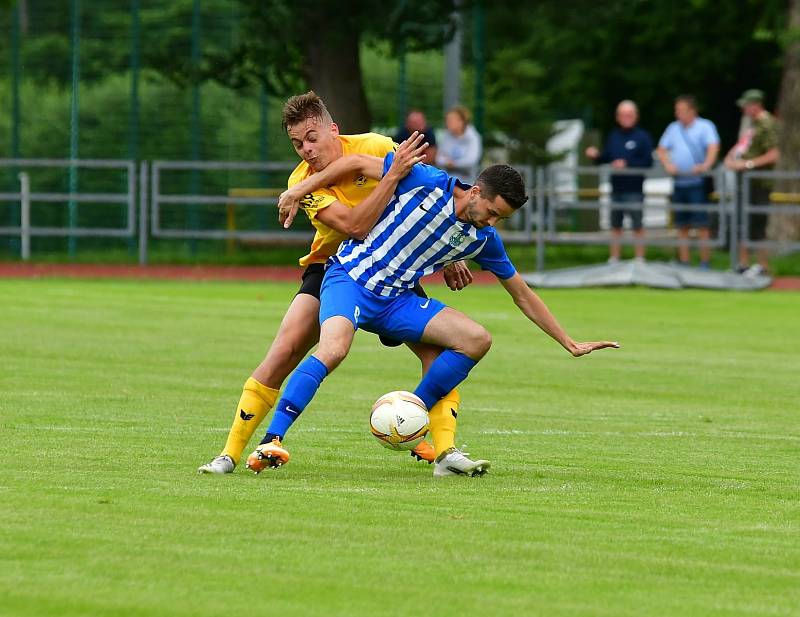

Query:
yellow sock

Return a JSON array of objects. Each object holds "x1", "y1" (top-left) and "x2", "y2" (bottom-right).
[
  {"x1": 221, "y1": 377, "x2": 279, "y2": 464},
  {"x1": 429, "y1": 388, "x2": 460, "y2": 457}
]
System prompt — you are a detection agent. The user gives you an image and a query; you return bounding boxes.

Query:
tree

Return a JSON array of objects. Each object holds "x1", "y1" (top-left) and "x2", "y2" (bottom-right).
[
  {"x1": 773, "y1": 0, "x2": 800, "y2": 243},
  {"x1": 484, "y1": 1, "x2": 784, "y2": 147},
  {"x1": 203, "y1": 0, "x2": 459, "y2": 133}
]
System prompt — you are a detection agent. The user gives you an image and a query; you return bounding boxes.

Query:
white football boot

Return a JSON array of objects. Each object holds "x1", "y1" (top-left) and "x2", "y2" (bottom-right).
[
  {"x1": 197, "y1": 454, "x2": 235, "y2": 474},
  {"x1": 433, "y1": 447, "x2": 490, "y2": 477}
]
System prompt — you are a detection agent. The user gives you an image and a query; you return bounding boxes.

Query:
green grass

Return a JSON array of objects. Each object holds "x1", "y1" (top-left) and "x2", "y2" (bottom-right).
[{"x1": 1, "y1": 279, "x2": 798, "y2": 617}]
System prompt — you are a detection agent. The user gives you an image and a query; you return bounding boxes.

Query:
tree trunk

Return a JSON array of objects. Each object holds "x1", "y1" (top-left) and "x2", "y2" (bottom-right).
[
  {"x1": 771, "y1": 0, "x2": 800, "y2": 244},
  {"x1": 304, "y1": 28, "x2": 372, "y2": 134}
]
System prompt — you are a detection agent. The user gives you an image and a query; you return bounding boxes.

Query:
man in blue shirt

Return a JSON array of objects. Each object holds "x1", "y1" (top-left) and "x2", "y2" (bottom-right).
[
  {"x1": 247, "y1": 144, "x2": 619, "y2": 478},
  {"x1": 586, "y1": 100, "x2": 653, "y2": 262},
  {"x1": 657, "y1": 95, "x2": 720, "y2": 268}
]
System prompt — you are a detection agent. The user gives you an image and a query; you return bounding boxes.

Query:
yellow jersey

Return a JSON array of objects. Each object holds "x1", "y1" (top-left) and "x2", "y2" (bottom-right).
[{"x1": 287, "y1": 133, "x2": 395, "y2": 267}]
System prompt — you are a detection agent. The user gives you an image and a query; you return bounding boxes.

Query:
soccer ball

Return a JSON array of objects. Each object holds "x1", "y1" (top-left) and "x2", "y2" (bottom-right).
[{"x1": 369, "y1": 391, "x2": 430, "y2": 451}]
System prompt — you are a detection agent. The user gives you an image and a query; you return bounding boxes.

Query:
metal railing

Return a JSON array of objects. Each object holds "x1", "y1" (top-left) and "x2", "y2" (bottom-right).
[
  {"x1": 0, "y1": 158, "x2": 136, "y2": 261},
  {"x1": 741, "y1": 170, "x2": 800, "y2": 254},
  {"x1": 3, "y1": 158, "x2": 800, "y2": 272}
]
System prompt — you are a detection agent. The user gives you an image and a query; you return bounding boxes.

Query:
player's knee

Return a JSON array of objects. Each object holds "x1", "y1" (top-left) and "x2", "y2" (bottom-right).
[
  {"x1": 475, "y1": 327, "x2": 492, "y2": 358},
  {"x1": 316, "y1": 344, "x2": 348, "y2": 371},
  {"x1": 463, "y1": 325, "x2": 491, "y2": 359}
]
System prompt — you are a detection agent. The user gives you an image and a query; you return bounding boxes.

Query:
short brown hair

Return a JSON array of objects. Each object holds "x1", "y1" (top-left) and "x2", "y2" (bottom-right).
[
  {"x1": 281, "y1": 91, "x2": 333, "y2": 131},
  {"x1": 476, "y1": 165, "x2": 528, "y2": 210}
]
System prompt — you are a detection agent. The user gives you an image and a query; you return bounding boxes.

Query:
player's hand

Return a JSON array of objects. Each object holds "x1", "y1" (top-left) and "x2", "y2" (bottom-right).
[
  {"x1": 585, "y1": 146, "x2": 599, "y2": 159},
  {"x1": 278, "y1": 188, "x2": 302, "y2": 229},
  {"x1": 567, "y1": 340, "x2": 620, "y2": 357},
  {"x1": 442, "y1": 261, "x2": 473, "y2": 291},
  {"x1": 611, "y1": 159, "x2": 627, "y2": 169},
  {"x1": 387, "y1": 131, "x2": 428, "y2": 179},
  {"x1": 664, "y1": 162, "x2": 678, "y2": 176}
]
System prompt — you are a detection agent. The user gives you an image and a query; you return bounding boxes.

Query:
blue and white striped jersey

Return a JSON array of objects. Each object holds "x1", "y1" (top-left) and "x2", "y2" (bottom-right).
[{"x1": 334, "y1": 153, "x2": 516, "y2": 297}]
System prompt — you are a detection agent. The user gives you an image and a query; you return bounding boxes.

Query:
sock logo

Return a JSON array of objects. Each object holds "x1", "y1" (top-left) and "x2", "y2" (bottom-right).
[
  {"x1": 240, "y1": 409, "x2": 255, "y2": 421},
  {"x1": 396, "y1": 415, "x2": 405, "y2": 425},
  {"x1": 450, "y1": 407, "x2": 458, "y2": 419}
]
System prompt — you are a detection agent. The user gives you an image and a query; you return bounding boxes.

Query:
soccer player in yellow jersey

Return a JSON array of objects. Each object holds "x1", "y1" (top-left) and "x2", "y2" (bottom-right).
[{"x1": 198, "y1": 92, "x2": 469, "y2": 474}]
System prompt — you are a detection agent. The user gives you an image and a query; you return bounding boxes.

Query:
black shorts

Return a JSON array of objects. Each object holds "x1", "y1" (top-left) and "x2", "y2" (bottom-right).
[
  {"x1": 297, "y1": 263, "x2": 326, "y2": 300},
  {"x1": 296, "y1": 262, "x2": 427, "y2": 347}
]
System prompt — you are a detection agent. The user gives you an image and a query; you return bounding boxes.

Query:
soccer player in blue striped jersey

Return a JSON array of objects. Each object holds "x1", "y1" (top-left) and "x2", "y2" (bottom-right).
[{"x1": 248, "y1": 152, "x2": 619, "y2": 477}]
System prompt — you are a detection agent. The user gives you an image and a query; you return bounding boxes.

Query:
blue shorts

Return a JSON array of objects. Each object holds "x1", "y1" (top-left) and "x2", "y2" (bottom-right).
[
  {"x1": 319, "y1": 261, "x2": 446, "y2": 343},
  {"x1": 672, "y1": 184, "x2": 709, "y2": 228}
]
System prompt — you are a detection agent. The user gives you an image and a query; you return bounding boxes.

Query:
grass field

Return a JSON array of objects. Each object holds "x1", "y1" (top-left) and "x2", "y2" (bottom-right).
[{"x1": 1, "y1": 278, "x2": 798, "y2": 617}]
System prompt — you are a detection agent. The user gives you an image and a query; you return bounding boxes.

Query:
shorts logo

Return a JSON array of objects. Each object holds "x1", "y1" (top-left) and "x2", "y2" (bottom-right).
[
  {"x1": 354, "y1": 174, "x2": 367, "y2": 187},
  {"x1": 448, "y1": 232, "x2": 466, "y2": 248},
  {"x1": 354, "y1": 305, "x2": 361, "y2": 324},
  {"x1": 420, "y1": 299, "x2": 430, "y2": 309}
]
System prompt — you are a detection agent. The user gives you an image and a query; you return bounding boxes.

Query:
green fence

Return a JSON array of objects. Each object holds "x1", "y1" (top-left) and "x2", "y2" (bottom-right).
[{"x1": 0, "y1": 0, "x2": 486, "y2": 260}]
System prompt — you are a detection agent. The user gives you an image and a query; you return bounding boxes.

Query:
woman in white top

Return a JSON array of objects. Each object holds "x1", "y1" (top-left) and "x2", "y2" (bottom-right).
[{"x1": 436, "y1": 105, "x2": 482, "y2": 183}]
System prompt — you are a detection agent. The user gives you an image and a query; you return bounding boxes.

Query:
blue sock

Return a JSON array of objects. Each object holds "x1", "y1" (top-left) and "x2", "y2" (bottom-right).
[
  {"x1": 414, "y1": 350, "x2": 477, "y2": 410},
  {"x1": 260, "y1": 355, "x2": 328, "y2": 443}
]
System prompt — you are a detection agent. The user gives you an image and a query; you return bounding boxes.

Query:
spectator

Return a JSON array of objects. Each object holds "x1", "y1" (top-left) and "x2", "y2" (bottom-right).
[
  {"x1": 394, "y1": 109, "x2": 437, "y2": 165},
  {"x1": 657, "y1": 95, "x2": 720, "y2": 269},
  {"x1": 723, "y1": 89, "x2": 780, "y2": 276},
  {"x1": 436, "y1": 105, "x2": 482, "y2": 183},
  {"x1": 586, "y1": 100, "x2": 653, "y2": 263}
]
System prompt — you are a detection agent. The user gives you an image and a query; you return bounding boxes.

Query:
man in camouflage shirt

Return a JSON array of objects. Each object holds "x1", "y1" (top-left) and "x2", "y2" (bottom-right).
[{"x1": 724, "y1": 89, "x2": 780, "y2": 276}]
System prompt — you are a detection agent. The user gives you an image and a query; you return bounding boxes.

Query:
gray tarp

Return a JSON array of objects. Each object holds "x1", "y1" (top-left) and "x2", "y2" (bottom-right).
[{"x1": 522, "y1": 260, "x2": 771, "y2": 290}]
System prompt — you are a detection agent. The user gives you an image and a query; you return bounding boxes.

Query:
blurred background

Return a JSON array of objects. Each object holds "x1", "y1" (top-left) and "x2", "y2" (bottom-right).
[{"x1": 0, "y1": 0, "x2": 798, "y2": 271}]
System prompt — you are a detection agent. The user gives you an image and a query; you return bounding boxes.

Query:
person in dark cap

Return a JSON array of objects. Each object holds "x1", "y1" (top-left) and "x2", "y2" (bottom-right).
[{"x1": 723, "y1": 89, "x2": 780, "y2": 276}]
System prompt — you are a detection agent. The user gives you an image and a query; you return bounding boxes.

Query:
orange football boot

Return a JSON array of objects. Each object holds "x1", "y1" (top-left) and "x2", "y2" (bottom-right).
[{"x1": 245, "y1": 437, "x2": 290, "y2": 473}]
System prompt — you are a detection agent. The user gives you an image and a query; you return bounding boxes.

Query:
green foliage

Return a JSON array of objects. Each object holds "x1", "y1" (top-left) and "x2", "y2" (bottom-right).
[
  {"x1": 484, "y1": 45, "x2": 558, "y2": 165},
  {"x1": 204, "y1": 0, "x2": 458, "y2": 96},
  {"x1": 485, "y1": 0, "x2": 786, "y2": 146}
]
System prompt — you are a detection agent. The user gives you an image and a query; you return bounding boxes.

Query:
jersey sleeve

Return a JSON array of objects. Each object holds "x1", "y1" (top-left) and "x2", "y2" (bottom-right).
[
  {"x1": 296, "y1": 189, "x2": 338, "y2": 219},
  {"x1": 287, "y1": 162, "x2": 339, "y2": 219},
  {"x1": 472, "y1": 229, "x2": 516, "y2": 279},
  {"x1": 382, "y1": 152, "x2": 451, "y2": 193}
]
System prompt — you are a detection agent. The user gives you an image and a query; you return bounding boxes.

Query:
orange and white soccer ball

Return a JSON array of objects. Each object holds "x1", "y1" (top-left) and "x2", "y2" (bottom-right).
[{"x1": 369, "y1": 391, "x2": 430, "y2": 451}]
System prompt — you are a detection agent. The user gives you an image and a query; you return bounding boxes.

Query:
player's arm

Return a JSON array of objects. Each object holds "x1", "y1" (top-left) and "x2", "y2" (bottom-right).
[
  {"x1": 279, "y1": 132, "x2": 427, "y2": 231},
  {"x1": 498, "y1": 272, "x2": 619, "y2": 357},
  {"x1": 308, "y1": 134, "x2": 428, "y2": 240}
]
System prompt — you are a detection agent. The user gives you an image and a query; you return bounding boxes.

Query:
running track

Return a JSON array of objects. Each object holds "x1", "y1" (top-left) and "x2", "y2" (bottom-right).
[{"x1": 0, "y1": 263, "x2": 798, "y2": 290}]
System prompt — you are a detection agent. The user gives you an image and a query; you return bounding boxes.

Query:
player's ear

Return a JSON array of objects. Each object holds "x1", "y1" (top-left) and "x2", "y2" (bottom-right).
[{"x1": 330, "y1": 122, "x2": 340, "y2": 138}]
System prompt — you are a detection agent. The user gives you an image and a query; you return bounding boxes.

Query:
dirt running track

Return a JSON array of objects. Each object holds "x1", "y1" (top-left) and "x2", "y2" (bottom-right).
[{"x1": 0, "y1": 262, "x2": 798, "y2": 290}]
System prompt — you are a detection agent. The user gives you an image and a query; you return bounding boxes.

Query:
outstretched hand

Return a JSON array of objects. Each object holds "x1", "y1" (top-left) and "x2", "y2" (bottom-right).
[
  {"x1": 387, "y1": 131, "x2": 428, "y2": 179},
  {"x1": 568, "y1": 340, "x2": 620, "y2": 357}
]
